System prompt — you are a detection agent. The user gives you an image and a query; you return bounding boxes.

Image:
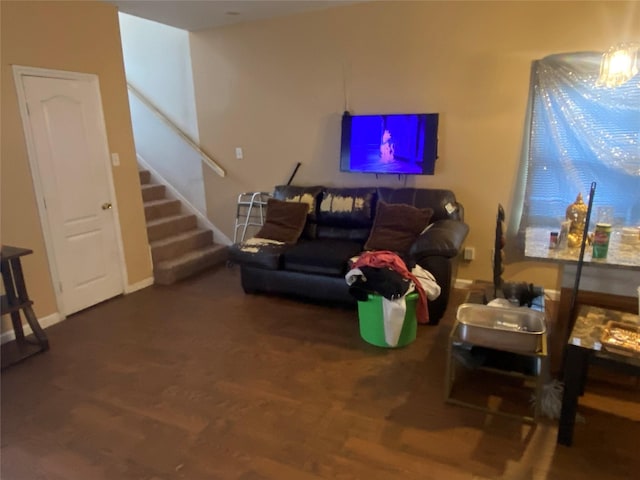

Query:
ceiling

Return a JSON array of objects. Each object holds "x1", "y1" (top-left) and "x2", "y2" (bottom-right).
[{"x1": 107, "y1": 0, "x2": 359, "y2": 32}]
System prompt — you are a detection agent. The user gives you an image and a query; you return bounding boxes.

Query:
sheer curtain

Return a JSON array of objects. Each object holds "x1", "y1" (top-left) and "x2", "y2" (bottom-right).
[{"x1": 507, "y1": 52, "x2": 640, "y2": 259}]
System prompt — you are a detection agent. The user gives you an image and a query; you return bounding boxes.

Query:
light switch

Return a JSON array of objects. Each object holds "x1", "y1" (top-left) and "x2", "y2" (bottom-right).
[
  {"x1": 235, "y1": 147, "x2": 243, "y2": 160},
  {"x1": 463, "y1": 246, "x2": 475, "y2": 261},
  {"x1": 111, "y1": 153, "x2": 120, "y2": 166}
]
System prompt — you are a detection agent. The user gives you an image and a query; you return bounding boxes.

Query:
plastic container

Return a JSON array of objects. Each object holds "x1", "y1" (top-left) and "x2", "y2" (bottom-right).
[{"x1": 357, "y1": 293, "x2": 418, "y2": 348}]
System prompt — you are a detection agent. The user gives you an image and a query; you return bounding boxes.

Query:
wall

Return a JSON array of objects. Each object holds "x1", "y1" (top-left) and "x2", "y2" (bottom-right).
[
  {"x1": 119, "y1": 12, "x2": 199, "y2": 140},
  {"x1": 190, "y1": 0, "x2": 639, "y2": 290},
  {"x1": 1, "y1": 1, "x2": 152, "y2": 324},
  {"x1": 119, "y1": 13, "x2": 211, "y2": 221}
]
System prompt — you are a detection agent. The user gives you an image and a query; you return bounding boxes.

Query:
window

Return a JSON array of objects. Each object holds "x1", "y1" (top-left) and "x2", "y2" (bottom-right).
[{"x1": 511, "y1": 52, "x2": 640, "y2": 254}]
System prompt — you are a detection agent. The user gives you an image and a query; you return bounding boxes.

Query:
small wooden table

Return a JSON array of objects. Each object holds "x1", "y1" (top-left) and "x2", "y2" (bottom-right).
[
  {"x1": 1, "y1": 245, "x2": 49, "y2": 369},
  {"x1": 557, "y1": 305, "x2": 640, "y2": 446}
]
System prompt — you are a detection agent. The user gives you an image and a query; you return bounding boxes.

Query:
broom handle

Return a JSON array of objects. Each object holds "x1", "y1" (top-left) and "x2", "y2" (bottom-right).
[
  {"x1": 287, "y1": 162, "x2": 301, "y2": 186},
  {"x1": 566, "y1": 181, "x2": 597, "y2": 339}
]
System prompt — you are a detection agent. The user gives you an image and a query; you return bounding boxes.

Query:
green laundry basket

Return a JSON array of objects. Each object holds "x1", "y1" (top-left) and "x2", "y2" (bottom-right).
[{"x1": 357, "y1": 293, "x2": 418, "y2": 348}]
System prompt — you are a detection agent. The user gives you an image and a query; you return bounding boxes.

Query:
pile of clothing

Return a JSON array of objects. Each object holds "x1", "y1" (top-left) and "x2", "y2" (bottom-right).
[{"x1": 345, "y1": 250, "x2": 441, "y2": 346}]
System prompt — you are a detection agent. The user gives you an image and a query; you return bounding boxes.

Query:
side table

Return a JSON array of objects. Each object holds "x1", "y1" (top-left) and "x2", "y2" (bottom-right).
[
  {"x1": 1, "y1": 245, "x2": 49, "y2": 369},
  {"x1": 557, "y1": 305, "x2": 640, "y2": 446}
]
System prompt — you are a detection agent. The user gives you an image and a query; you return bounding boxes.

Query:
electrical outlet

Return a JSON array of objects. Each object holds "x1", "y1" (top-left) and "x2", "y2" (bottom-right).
[{"x1": 463, "y1": 246, "x2": 475, "y2": 261}]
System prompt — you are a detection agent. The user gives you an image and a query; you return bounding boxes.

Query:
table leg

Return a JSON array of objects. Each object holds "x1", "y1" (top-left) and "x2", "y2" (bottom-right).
[
  {"x1": 444, "y1": 340, "x2": 453, "y2": 400},
  {"x1": 533, "y1": 356, "x2": 547, "y2": 420},
  {"x1": 11, "y1": 259, "x2": 49, "y2": 349},
  {"x1": 2, "y1": 260, "x2": 27, "y2": 340},
  {"x1": 557, "y1": 344, "x2": 590, "y2": 446}
]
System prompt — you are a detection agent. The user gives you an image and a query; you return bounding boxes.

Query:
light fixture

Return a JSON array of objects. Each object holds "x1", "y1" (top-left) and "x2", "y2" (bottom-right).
[{"x1": 596, "y1": 42, "x2": 639, "y2": 88}]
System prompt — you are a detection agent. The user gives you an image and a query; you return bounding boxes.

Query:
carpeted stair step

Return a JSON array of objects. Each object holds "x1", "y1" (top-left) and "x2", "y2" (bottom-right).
[
  {"x1": 146, "y1": 213, "x2": 198, "y2": 242},
  {"x1": 139, "y1": 169, "x2": 151, "y2": 185},
  {"x1": 141, "y1": 183, "x2": 166, "y2": 202},
  {"x1": 144, "y1": 198, "x2": 181, "y2": 221},
  {"x1": 150, "y1": 228, "x2": 213, "y2": 264},
  {"x1": 154, "y1": 244, "x2": 229, "y2": 285}
]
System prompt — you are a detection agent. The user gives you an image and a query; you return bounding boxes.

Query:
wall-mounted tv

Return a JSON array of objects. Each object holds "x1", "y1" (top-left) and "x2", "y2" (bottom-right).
[{"x1": 340, "y1": 112, "x2": 439, "y2": 175}]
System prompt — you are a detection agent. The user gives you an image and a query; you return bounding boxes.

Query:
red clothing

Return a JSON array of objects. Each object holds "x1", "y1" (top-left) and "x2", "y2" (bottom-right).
[{"x1": 353, "y1": 251, "x2": 429, "y2": 324}]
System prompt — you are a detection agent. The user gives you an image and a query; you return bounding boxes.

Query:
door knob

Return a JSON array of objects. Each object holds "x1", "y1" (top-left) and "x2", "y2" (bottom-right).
[{"x1": 101, "y1": 203, "x2": 112, "y2": 210}]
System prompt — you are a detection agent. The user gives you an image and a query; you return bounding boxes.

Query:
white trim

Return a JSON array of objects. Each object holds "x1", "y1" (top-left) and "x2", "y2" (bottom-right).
[
  {"x1": 1, "y1": 312, "x2": 62, "y2": 345},
  {"x1": 137, "y1": 153, "x2": 232, "y2": 245},
  {"x1": 13, "y1": 66, "x2": 67, "y2": 315},
  {"x1": 454, "y1": 278, "x2": 473, "y2": 289},
  {"x1": 12, "y1": 65, "x2": 97, "y2": 81},
  {"x1": 545, "y1": 289, "x2": 560, "y2": 301},
  {"x1": 93, "y1": 74, "x2": 129, "y2": 296},
  {"x1": 125, "y1": 276, "x2": 154, "y2": 293},
  {"x1": 12, "y1": 65, "x2": 127, "y2": 315}
]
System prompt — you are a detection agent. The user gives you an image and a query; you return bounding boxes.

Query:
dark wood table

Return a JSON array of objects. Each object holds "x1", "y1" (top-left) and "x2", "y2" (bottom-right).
[
  {"x1": 557, "y1": 305, "x2": 640, "y2": 446},
  {"x1": 1, "y1": 245, "x2": 49, "y2": 369}
]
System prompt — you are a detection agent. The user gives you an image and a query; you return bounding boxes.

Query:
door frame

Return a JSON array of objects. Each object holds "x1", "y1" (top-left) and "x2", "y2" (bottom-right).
[{"x1": 13, "y1": 65, "x2": 127, "y2": 317}]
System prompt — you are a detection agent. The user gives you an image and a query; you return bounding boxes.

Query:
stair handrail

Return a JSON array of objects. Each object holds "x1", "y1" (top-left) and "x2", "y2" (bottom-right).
[{"x1": 127, "y1": 82, "x2": 225, "y2": 178}]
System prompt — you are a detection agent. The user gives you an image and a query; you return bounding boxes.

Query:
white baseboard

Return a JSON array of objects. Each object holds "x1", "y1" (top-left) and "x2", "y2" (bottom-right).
[
  {"x1": 454, "y1": 278, "x2": 560, "y2": 301},
  {"x1": 544, "y1": 289, "x2": 560, "y2": 301},
  {"x1": 125, "y1": 276, "x2": 154, "y2": 294},
  {"x1": 1, "y1": 312, "x2": 63, "y2": 345},
  {"x1": 454, "y1": 278, "x2": 473, "y2": 289}
]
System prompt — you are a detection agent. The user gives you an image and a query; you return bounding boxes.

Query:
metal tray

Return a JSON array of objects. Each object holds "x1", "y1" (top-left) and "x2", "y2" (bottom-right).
[
  {"x1": 600, "y1": 321, "x2": 640, "y2": 357},
  {"x1": 455, "y1": 303, "x2": 546, "y2": 353}
]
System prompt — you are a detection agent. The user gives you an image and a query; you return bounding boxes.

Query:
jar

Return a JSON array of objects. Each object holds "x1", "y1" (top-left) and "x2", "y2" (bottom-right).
[{"x1": 621, "y1": 227, "x2": 640, "y2": 245}]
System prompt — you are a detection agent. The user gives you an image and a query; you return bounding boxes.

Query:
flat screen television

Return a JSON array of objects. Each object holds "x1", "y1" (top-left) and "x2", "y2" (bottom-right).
[{"x1": 340, "y1": 112, "x2": 439, "y2": 175}]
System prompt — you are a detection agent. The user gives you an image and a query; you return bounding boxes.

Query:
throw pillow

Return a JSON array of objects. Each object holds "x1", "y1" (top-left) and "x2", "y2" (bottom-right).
[
  {"x1": 273, "y1": 185, "x2": 324, "y2": 239},
  {"x1": 255, "y1": 198, "x2": 309, "y2": 244},
  {"x1": 364, "y1": 201, "x2": 434, "y2": 253}
]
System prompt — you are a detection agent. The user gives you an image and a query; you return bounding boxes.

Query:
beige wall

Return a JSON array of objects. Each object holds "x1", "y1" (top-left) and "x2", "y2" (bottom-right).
[
  {"x1": 1, "y1": 1, "x2": 152, "y2": 324},
  {"x1": 190, "y1": 0, "x2": 638, "y2": 290}
]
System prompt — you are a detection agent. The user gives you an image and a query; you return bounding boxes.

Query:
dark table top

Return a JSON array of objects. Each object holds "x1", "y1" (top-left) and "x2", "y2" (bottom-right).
[{"x1": 1, "y1": 245, "x2": 34, "y2": 261}]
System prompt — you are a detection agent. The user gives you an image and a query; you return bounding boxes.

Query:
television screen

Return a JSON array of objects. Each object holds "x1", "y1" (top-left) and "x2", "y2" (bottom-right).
[{"x1": 340, "y1": 112, "x2": 439, "y2": 175}]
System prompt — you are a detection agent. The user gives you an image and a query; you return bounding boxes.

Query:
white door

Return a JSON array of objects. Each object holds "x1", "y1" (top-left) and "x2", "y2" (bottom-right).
[{"x1": 19, "y1": 72, "x2": 124, "y2": 315}]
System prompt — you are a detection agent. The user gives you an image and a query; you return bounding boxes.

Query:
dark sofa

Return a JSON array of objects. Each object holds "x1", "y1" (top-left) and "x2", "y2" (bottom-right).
[{"x1": 229, "y1": 185, "x2": 469, "y2": 325}]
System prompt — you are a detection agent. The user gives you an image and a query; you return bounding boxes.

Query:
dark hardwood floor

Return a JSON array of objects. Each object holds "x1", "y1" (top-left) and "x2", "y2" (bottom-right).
[{"x1": 1, "y1": 266, "x2": 639, "y2": 479}]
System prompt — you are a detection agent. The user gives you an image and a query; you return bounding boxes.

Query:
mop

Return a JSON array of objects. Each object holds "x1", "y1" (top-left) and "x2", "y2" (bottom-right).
[{"x1": 533, "y1": 182, "x2": 598, "y2": 420}]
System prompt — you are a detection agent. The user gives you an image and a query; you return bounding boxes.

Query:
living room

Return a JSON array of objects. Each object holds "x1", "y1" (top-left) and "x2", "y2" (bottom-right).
[
  {"x1": 2, "y1": 1, "x2": 639, "y2": 478},
  {"x1": 4, "y1": 0, "x2": 639, "y2": 332}
]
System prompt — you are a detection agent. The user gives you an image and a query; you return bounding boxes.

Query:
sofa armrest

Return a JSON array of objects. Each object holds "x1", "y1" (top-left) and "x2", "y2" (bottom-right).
[{"x1": 409, "y1": 219, "x2": 469, "y2": 259}]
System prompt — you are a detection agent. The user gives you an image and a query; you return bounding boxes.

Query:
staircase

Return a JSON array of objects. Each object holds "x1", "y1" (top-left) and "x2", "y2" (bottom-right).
[{"x1": 139, "y1": 169, "x2": 228, "y2": 285}]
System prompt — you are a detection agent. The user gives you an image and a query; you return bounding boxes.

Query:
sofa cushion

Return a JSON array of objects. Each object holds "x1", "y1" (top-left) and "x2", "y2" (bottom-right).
[
  {"x1": 273, "y1": 185, "x2": 323, "y2": 221},
  {"x1": 283, "y1": 239, "x2": 364, "y2": 276},
  {"x1": 256, "y1": 198, "x2": 309, "y2": 244},
  {"x1": 377, "y1": 187, "x2": 461, "y2": 222},
  {"x1": 229, "y1": 238, "x2": 292, "y2": 270},
  {"x1": 315, "y1": 225, "x2": 371, "y2": 243},
  {"x1": 273, "y1": 185, "x2": 324, "y2": 238},
  {"x1": 364, "y1": 201, "x2": 433, "y2": 253},
  {"x1": 318, "y1": 188, "x2": 377, "y2": 228}
]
